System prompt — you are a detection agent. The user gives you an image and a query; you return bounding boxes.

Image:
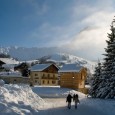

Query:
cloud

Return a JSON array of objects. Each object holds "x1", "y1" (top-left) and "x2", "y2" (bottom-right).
[
  {"x1": 59, "y1": 25, "x2": 110, "y2": 60},
  {"x1": 58, "y1": 0, "x2": 115, "y2": 60},
  {"x1": 30, "y1": 22, "x2": 76, "y2": 47},
  {"x1": 68, "y1": 26, "x2": 108, "y2": 49},
  {"x1": 23, "y1": 0, "x2": 49, "y2": 21},
  {"x1": 28, "y1": 0, "x2": 115, "y2": 60},
  {"x1": 81, "y1": 11, "x2": 114, "y2": 27},
  {"x1": 65, "y1": 11, "x2": 114, "y2": 59},
  {"x1": 35, "y1": 3, "x2": 49, "y2": 15},
  {"x1": 69, "y1": 10, "x2": 114, "y2": 50}
]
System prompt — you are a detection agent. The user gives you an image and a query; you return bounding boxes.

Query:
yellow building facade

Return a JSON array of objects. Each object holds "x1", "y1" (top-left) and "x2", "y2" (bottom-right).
[{"x1": 30, "y1": 64, "x2": 59, "y2": 86}]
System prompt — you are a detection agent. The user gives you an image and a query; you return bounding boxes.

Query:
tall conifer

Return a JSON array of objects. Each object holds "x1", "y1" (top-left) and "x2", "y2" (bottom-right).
[{"x1": 90, "y1": 18, "x2": 115, "y2": 99}]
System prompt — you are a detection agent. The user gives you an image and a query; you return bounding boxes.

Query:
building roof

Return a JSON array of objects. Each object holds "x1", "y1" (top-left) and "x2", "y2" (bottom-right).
[
  {"x1": 58, "y1": 64, "x2": 83, "y2": 72},
  {"x1": 30, "y1": 63, "x2": 58, "y2": 71}
]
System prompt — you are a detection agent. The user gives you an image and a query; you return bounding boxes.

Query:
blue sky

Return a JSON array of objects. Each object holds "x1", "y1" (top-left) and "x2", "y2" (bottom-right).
[{"x1": 0, "y1": 0, "x2": 115, "y2": 60}]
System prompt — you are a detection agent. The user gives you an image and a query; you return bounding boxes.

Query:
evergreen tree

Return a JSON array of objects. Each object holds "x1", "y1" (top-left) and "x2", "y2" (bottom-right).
[
  {"x1": 101, "y1": 19, "x2": 115, "y2": 99},
  {"x1": 95, "y1": 18, "x2": 115, "y2": 99},
  {"x1": 89, "y1": 61, "x2": 102, "y2": 97},
  {"x1": 22, "y1": 68, "x2": 30, "y2": 77}
]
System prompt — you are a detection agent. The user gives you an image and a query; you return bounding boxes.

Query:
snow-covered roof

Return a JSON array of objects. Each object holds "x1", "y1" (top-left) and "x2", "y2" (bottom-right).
[
  {"x1": 30, "y1": 64, "x2": 55, "y2": 71},
  {"x1": 58, "y1": 64, "x2": 83, "y2": 72},
  {"x1": 0, "y1": 58, "x2": 19, "y2": 64}
]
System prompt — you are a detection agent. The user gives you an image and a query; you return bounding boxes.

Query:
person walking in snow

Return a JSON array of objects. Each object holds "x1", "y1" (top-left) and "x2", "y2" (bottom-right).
[
  {"x1": 66, "y1": 93, "x2": 73, "y2": 109},
  {"x1": 73, "y1": 94, "x2": 80, "y2": 109}
]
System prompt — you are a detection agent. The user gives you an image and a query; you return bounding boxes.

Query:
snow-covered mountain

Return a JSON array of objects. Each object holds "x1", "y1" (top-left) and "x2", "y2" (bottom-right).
[
  {"x1": 0, "y1": 46, "x2": 96, "y2": 73},
  {"x1": 40, "y1": 53, "x2": 96, "y2": 73}
]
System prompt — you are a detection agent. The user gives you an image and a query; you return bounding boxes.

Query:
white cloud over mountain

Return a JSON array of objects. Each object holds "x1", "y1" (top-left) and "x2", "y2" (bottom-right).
[{"x1": 65, "y1": 26, "x2": 108, "y2": 60}]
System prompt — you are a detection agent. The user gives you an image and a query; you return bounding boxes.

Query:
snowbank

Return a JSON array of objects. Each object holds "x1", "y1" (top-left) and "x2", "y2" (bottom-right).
[{"x1": 0, "y1": 84, "x2": 45, "y2": 114}]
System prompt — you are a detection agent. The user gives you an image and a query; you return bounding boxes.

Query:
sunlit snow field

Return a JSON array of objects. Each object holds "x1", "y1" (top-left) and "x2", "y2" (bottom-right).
[{"x1": 0, "y1": 84, "x2": 114, "y2": 115}]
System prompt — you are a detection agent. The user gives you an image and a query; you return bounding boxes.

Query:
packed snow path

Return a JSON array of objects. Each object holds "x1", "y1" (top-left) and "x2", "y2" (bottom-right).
[
  {"x1": 37, "y1": 98, "x2": 107, "y2": 115},
  {"x1": 32, "y1": 86, "x2": 115, "y2": 115},
  {"x1": 0, "y1": 85, "x2": 114, "y2": 115}
]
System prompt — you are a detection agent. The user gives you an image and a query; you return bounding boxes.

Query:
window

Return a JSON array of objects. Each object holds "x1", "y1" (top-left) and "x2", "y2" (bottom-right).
[
  {"x1": 35, "y1": 73, "x2": 38, "y2": 76},
  {"x1": 43, "y1": 80, "x2": 44, "y2": 84},
  {"x1": 42, "y1": 74, "x2": 45, "y2": 79},
  {"x1": 81, "y1": 73, "x2": 84, "y2": 80},
  {"x1": 52, "y1": 80, "x2": 55, "y2": 84},
  {"x1": 47, "y1": 80, "x2": 49, "y2": 84},
  {"x1": 48, "y1": 74, "x2": 50, "y2": 77},
  {"x1": 81, "y1": 73, "x2": 82, "y2": 79}
]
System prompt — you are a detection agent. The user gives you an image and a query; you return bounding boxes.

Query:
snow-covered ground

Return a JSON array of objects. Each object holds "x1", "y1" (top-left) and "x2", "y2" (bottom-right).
[{"x1": 0, "y1": 84, "x2": 115, "y2": 115}]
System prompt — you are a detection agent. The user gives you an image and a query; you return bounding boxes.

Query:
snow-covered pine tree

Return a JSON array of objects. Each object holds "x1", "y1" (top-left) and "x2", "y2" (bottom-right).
[
  {"x1": 89, "y1": 61, "x2": 102, "y2": 98},
  {"x1": 97, "y1": 18, "x2": 115, "y2": 99}
]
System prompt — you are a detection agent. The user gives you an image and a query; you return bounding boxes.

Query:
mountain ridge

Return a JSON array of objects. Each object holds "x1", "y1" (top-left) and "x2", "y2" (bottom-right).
[{"x1": 0, "y1": 46, "x2": 96, "y2": 73}]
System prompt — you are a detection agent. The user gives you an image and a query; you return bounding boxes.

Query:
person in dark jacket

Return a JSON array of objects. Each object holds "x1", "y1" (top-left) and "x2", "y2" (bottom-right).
[
  {"x1": 73, "y1": 94, "x2": 80, "y2": 109},
  {"x1": 66, "y1": 93, "x2": 73, "y2": 109}
]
